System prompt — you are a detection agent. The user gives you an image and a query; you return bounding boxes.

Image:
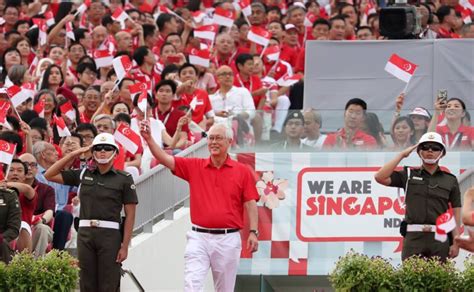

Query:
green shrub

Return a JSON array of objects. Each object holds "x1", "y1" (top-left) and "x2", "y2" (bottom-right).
[
  {"x1": 4, "y1": 251, "x2": 38, "y2": 291},
  {"x1": 459, "y1": 255, "x2": 474, "y2": 291},
  {"x1": 329, "y1": 250, "x2": 396, "y2": 292},
  {"x1": 0, "y1": 261, "x2": 7, "y2": 291}
]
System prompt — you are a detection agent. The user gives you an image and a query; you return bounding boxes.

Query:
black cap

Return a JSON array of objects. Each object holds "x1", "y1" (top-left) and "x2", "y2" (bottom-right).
[{"x1": 284, "y1": 111, "x2": 304, "y2": 127}]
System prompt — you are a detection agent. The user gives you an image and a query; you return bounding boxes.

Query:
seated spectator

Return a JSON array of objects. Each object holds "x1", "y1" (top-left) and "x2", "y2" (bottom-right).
[
  {"x1": 323, "y1": 98, "x2": 377, "y2": 149},
  {"x1": 271, "y1": 111, "x2": 313, "y2": 151},
  {"x1": 363, "y1": 112, "x2": 386, "y2": 148},
  {"x1": 389, "y1": 116, "x2": 416, "y2": 150},
  {"x1": 111, "y1": 101, "x2": 131, "y2": 118},
  {"x1": 356, "y1": 26, "x2": 375, "y2": 40},
  {"x1": 409, "y1": 107, "x2": 431, "y2": 142},
  {"x1": 301, "y1": 109, "x2": 327, "y2": 149}
]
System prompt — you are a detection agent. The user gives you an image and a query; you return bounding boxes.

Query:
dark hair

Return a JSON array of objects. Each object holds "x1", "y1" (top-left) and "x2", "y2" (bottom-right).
[
  {"x1": 364, "y1": 112, "x2": 384, "y2": 147},
  {"x1": 73, "y1": 28, "x2": 89, "y2": 42},
  {"x1": 56, "y1": 99, "x2": 81, "y2": 126},
  {"x1": 62, "y1": 132, "x2": 84, "y2": 147},
  {"x1": 267, "y1": 6, "x2": 282, "y2": 16},
  {"x1": 11, "y1": 158, "x2": 28, "y2": 174},
  {"x1": 161, "y1": 64, "x2": 179, "y2": 80},
  {"x1": 447, "y1": 97, "x2": 466, "y2": 111},
  {"x1": 101, "y1": 14, "x2": 114, "y2": 26},
  {"x1": 142, "y1": 24, "x2": 156, "y2": 40},
  {"x1": 160, "y1": 42, "x2": 176, "y2": 55},
  {"x1": 165, "y1": 32, "x2": 181, "y2": 42},
  {"x1": 155, "y1": 79, "x2": 177, "y2": 94},
  {"x1": 75, "y1": 123, "x2": 98, "y2": 136},
  {"x1": 338, "y1": 3, "x2": 356, "y2": 15},
  {"x1": 235, "y1": 54, "x2": 253, "y2": 70},
  {"x1": 114, "y1": 113, "x2": 131, "y2": 125},
  {"x1": 13, "y1": 36, "x2": 30, "y2": 51},
  {"x1": 111, "y1": 101, "x2": 131, "y2": 115},
  {"x1": 235, "y1": 18, "x2": 249, "y2": 29},
  {"x1": 0, "y1": 131, "x2": 23, "y2": 153},
  {"x1": 118, "y1": 77, "x2": 134, "y2": 90},
  {"x1": 313, "y1": 18, "x2": 330, "y2": 28},
  {"x1": 13, "y1": 19, "x2": 30, "y2": 31},
  {"x1": 20, "y1": 109, "x2": 39, "y2": 124},
  {"x1": 71, "y1": 84, "x2": 87, "y2": 92},
  {"x1": 78, "y1": 55, "x2": 97, "y2": 69},
  {"x1": 268, "y1": 20, "x2": 284, "y2": 30},
  {"x1": 5, "y1": 30, "x2": 20, "y2": 41},
  {"x1": 436, "y1": 5, "x2": 453, "y2": 24},
  {"x1": 0, "y1": 48, "x2": 21, "y2": 82},
  {"x1": 34, "y1": 89, "x2": 58, "y2": 109},
  {"x1": 329, "y1": 15, "x2": 346, "y2": 28},
  {"x1": 132, "y1": 92, "x2": 154, "y2": 108},
  {"x1": 357, "y1": 25, "x2": 373, "y2": 34},
  {"x1": 6, "y1": 115, "x2": 20, "y2": 132},
  {"x1": 156, "y1": 13, "x2": 175, "y2": 31},
  {"x1": 345, "y1": 98, "x2": 367, "y2": 111},
  {"x1": 68, "y1": 42, "x2": 87, "y2": 55},
  {"x1": 77, "y1": 62, "x2": 98, "y2": 77},
  {"x1": 30, "y1": 126, "x2": 46, "y2": 140},
  {"x1": 391, "y1": 116, "x2": 416, "y2": 146},
  {"x1": 133, "y1": 46, "x2": 150, "y2": 66},
  {"x1": 39, "y1": 64, "x2": 64, "y2": 90},
  {"x1": 28, "y1": 117, "x2": 48, "y2": 132},
  {"x1": 178, "y1": 63, "x2": 198, "y2": 76}
]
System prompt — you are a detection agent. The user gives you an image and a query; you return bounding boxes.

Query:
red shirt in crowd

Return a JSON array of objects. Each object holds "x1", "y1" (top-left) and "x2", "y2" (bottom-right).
[
  {"x1": 173, "y1": 156, "x2": 259, "y2": 229},
  {"x1": 19, "y1": 192, "x2": 38, "y2": 225},
  {"x1": 436, "y1": 124, "x2": 473, "y2": 149},
  {"x1": 323, "y1": 128, "x2": 377, "y2": 149},
  {"x1": 280, "y1": 44, "x2": 298, "y2": 68},
  {"x1": 174, "y1": 88, "x2": 213, "y2": 124},
  {"x1": 233, "y1": 73, "x2": 265, "y2": 108},
  {"x1": 155, "y1": 106, "x2": 190, "y2": 137}
]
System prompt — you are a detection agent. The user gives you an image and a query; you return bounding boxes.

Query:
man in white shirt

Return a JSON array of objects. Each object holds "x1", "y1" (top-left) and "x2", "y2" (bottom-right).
[{"x1": 301, "y1": 109, "x2": 327, "y2": 149}]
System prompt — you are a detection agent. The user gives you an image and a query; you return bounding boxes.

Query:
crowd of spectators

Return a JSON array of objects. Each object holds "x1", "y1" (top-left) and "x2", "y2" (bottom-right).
[{"x1": 0, "y1": 0, "x2": 472, "y2": 261}]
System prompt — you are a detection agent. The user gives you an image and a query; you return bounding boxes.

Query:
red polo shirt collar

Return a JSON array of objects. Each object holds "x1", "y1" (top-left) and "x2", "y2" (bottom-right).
[{"x1": 204, "y1": 155, "x2": 236, "y2": 168}]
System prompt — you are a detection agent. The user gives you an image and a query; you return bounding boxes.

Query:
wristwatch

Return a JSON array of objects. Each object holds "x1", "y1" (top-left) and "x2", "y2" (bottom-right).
[{"x1": 249, "y1": 229, "x2": 259, "y2": 237}]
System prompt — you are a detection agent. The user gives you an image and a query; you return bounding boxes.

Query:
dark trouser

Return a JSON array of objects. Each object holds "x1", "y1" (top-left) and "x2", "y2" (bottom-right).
[
  {"x1": 52, "y1": 210, "x2": 73, "y2": 249},
  {"x1": 78, "y1": 227, "x2": 122, "y2": 292},
  {"x1": 0, "y1": 241, "x2": 13, "y2": 263},
  {"x1": 402, "y1": 232, "x2": 450, "y2": 262}
]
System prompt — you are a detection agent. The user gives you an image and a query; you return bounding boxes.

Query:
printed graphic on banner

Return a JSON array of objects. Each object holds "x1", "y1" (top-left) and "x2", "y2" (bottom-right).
[{"x1": 297, "y1": 167, "x2": 405, "y2": 242}]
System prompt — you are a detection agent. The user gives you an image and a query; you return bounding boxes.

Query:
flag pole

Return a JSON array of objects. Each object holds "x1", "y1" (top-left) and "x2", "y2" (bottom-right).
[
  {"x1": 259, "y1": 44, "x2": 268, "y2": 58},
  {"x1": 402, "y1": 80, "x2": 411, "y2": 94},
  {"x1": 4, "y1": 146, "x2": 16, "y2": 180}
]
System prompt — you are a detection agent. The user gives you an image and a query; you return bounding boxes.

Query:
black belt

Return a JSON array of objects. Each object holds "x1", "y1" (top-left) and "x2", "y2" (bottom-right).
[{"x1": 192, "y1": 226, "x2": 240, "y2": 234}]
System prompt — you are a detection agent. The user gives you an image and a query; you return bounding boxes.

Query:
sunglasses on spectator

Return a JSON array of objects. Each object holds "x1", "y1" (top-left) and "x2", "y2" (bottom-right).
[
  {"x1": 92, "y1": 145, "x2": 116, "y2": 152},
  {"x1": 420, "y1": 143, "x2": 443, "y2": 152}
]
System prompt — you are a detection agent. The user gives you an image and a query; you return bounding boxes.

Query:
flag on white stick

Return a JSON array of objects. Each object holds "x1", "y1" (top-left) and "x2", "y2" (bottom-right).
[
  {"x1": 54, "y1": 115, "x2": 71, "y2": 137},
  {"x1": 76, "y1": 0, "x2": 91, "y2": 16},
  {"x1": 33, "y1": 99, "x2": 45, "y2": 118},
  {"x1": 94, "y1": 50, "x2": 113, "y2": 68},
  {"x1": 263, "y1": 45, "x2": 280, "y2": 62},
  {"x1": 60, "y1": 101, "x2": 76, "y2": 121},
  {"x1": 213, "y1": 7, "x2": 236, "y2": 27},
  {"x1": 6, "y1": 85, "x2": 30, "y2": 108},
  {"x1": 435, "y1": 207, "x2": 456, "y2": 242},
  {"x1": 247, "y1": 26, "x2": 271, "y2": 47},
  {"x1": 66, "y1": 22, "x2": 75, "y2": 40},
  {"x1": 0, "y1": 101, "x2": 11, "y2": 130},
  {"x1": 189, "y1": 49, "x2": 211, "y2": 68},
  {"x1": 304, "y1": 12, "x2": 318, "y2": 27},
  {"x1": 194, "y1": 24, "x2": 218, "y2": 42},
  {"x1": 238, "y1": 0, "x2": 252, "y2": 17},
  {"x1": 114, "y1": 123, "x2": 142, "y2": 155},
  {"x1": 384, "y1": 53, "x2": 418, "y2": 83},
  {"x1": 192, "y1": 11, "x2": 206, "y2": 23},
  {"x1": 276, "y1": 74, "x2": 302, "y2": 87},
  {"x1": 45, "y1": 11, "x2": 55, "y2": 27},
  {"x1": 113, "y1": 55, "x2": 133, "y2": 80},
  {"x1": 0, "y1": 140, "x2": 15, "y2": 165},
  {"x1": 112, "y1": 7, "x2": 129, "y2": 23},
  {"x1": 462, "y1": 8, "x2": 472, "y2": 24},
  {"x1": 33, "y1": 18, "x2": 47, "y2": 46},
  {"x1": 137, "y1": 91, "x2": 148, "y2": 114}
]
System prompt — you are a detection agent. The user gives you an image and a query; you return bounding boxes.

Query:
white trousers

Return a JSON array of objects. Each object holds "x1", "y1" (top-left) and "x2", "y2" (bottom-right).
[{"x1": 184, "y1": 230, "x2": 241, "y2": 292}]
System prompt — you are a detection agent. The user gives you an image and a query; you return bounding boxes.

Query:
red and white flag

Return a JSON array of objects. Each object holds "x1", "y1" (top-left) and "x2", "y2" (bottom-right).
[
  {"x1": 213, "y1": 7, "x2": 236, "y2": 27},
  {"x1": 66, "y1": 22, "x2": 75, "y2": 40},
  {"x1": 60, "y1": 101, "x2": 76, "y2": 121},
  {"x1": 435, "y1": 206, "x2": 456, "y2": 242},
  {"x1": 94, "y1": 50, "x2": 113, "y2": 68},
  {"x1": 137, "y1": 91, "x2": 148, "y2": 114},
  {"x1": 28, "y1": 55, "x2": 39, "y2": 75},
  {"x1": 33, "y1": 18, "x2": 47, "y2": 46},
  {"x1": 6, "y1": 85, "x2": 30, "y2": 108},
  {"x1": 0, "y1": 101, "x2": 11, "y2": 130},
  {"x1": 189, "y1": 49, "x2": 211, "y2": 68},
  {"x1": 0, "y1": 140, "x2": 15, "y2": 165},
  {"x1": 79, "y1": 12, "x2": 88, "y2": 29},
  {"x1": 263, "y1": 45, "x2": 280, "y2": 62},
  {"x1": 157, "y1": 4, "x2": 174, "y2": 14},
  {"x1": 114, "y1": 123, "x2": 141, "y2": 155},
  {"x1": 384, "y1": 54, "x2": 418, "y2": 83},
  {"x1": 462, "y1": 8, "x2": 472, "y2": 24},
  {"x1": 461, "y1": 0, "x2": 474, "y2": 11},
  {"x1": 21, "y1": 82, "x2": 36, "y2": 98},
  {"x1": 0, "y1": 17, "x2": 5, "y2": 26},
  {"x1": 113, "y1": 55, "x2": 133, "y2": 80},
  {"x1": 53, "y1": 115, "x2": 71, "y2": 137},
  {"x1": 247, "y1": 26, "x2": 271, "y2": 47},
  {"x1": 33, "y1": 99, "x2": 45, "y2": 118},
  {"x1": 238, "y1": 0, "x2": 252, "y2": 17},
  {"x1": 112, "y1": 7, "x2": 129, "y2": 23},
  {"x1": 189, "y1": 96, "x2": 203, "y2": 111},
  {"x1": 277, "y1": 74, "x2": 302, "y2": 87},
  {"x1": 45, "y1": 11, "x2": 55, "y2": 27},
  {"x1": 304, "y1": 12, "x2": 318, "y2": 27},
  {"x1": 194, "y1": 24, "x2": 217, "y2": 42},
  {"x1": 76, "y1": 0, "x2": 91, "y2": 15},
  {"x1": 365, "y1": 1, "x2": 377, "y2": 16},
  {"x1": 128, "y1": 82, "x2": 148, "y2": 96},
  {"x1": 192, "y1": 11, "x2": 206, "y2": 23}
]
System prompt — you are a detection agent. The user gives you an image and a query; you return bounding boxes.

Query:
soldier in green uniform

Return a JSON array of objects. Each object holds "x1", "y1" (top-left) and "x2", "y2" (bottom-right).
[
  {"x1": 375, "y1": 132, "x2": 461, "y2": 261},
  {"x1": 0, "y1": 185, "x2": 21, "y2": 263},
  {"x1": 45, "y1": 133, "x2": 138, "y2": 292}
]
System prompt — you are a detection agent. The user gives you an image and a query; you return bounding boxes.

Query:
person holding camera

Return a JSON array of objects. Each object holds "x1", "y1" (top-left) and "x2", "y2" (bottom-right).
[
  {"x1": 375, "y1": 132, "x2": 462, "y2": 261},
  {"x1": 44, "y1": 133, "x2": 138, "y2": 291}
]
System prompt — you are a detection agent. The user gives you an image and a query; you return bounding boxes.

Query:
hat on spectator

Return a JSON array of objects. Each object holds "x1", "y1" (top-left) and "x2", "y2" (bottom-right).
[
  {"x1": 409, "y1": 107, "x2": 431, "y2": 120},
  {"x1": 285, "y1": 24, "x2": 298, "y2": 31},
  {"x1": 292, "y1": 2, "x2": 307, "y2": 10},
  {"x1": 284, "y1": 111, "x2": 304, "y2": 127},
  {"x1": 56, "y1": 87, "x2": 78, "y2": 106}
]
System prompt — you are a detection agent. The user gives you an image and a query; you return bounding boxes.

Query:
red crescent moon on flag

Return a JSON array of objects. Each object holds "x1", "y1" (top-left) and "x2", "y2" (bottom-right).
[
  {"x1": 403, "y1": 64, "x2": 412, "y2": 72},
  {"x1": 1, "y1": 143, "x2": 9, "y2": 152},
  {"x1": 123, "y1": 127, "x2": 130, "y2": 135}
]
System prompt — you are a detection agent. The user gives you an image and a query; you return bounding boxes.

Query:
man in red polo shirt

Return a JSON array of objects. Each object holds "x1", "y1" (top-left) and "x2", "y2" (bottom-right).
[
  {"x1": 323, "y1": 98, "x2": 377, "y2": 149},
  {"x1": 140, "y1": 122, "x2": 259, "y2": 292}
]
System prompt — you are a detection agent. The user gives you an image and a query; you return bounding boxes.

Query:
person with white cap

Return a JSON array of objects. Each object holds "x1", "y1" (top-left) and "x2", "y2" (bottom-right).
[
  {"x1": 408, "y1": 107, "x2": 432, "y2": 141},
  {"x1": 44, "y1": 133, "x2": 138, "y2": 291},
  {"x1": 375, "y1": 132, "x2": 462, "y2": 261}
]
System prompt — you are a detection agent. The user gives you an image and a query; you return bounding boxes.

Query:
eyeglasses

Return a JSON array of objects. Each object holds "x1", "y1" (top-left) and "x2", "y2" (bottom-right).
[
  {"x1": 208, "y1": 135, "x2": 225, "y2": 142},
  {"x1": 217, "y1": 72, "x2": 233, "y2": 77},
  {"x1": 93, "y1": 145, "x2": 116, "y2": 152},
  {"x1": 420, "y1": 143, "x2": 443, "y2": 152}
]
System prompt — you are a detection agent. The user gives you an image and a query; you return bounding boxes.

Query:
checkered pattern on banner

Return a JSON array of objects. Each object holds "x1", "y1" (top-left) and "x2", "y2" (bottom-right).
[{"x1": 235, "y1": 151, "x2": 474, "y2": 276}]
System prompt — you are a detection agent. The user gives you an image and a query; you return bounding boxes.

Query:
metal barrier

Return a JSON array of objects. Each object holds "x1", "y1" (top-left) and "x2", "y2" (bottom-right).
[{"x1": 133, "y1": 139, "x2": 209, "y2": 232}]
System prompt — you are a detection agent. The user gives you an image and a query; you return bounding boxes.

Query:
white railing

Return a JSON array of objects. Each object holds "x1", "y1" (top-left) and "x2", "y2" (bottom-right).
[{"x1": 133, "y1": 139, "x2": 209, "y2": 232}]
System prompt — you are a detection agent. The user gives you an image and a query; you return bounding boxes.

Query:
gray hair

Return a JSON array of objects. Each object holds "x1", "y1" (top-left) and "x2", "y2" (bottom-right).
[
  {"x1": 93, "y1": 114, "x2": 116, "y2": 130},
  {"x1": 32, "y1": 141, "x2": 52, "y2": 160},
  {"x1": 7, "y1": 64, "x2": 27, "y2": 85},
  {"x1": 209, "y1": 123, "x2": 233, "y2": 140}
]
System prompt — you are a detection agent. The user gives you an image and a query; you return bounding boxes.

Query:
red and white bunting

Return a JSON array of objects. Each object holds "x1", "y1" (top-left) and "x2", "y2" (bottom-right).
[
  {"x1": 276, "y1": 74, "x2": 302, "y2": 87},
  {"x1": 194, "y1": 24, "x2": 217, "y2": 42},
  {"x1": 6, "y1": 85, "x2": 30, "y2": 108},
  {"x1": 213, "y1": 7, "x2": 236, "y2": 27},
  {"x1": 247, "y1": 26, "x2": 271, "y2": 47},
  {"x1": 60, "y1": 101, "x2": 76, "y2": 121},
  {"x1": 384, "y1": 53, "x2": 418, "y2": 83},
  {"x1": 238, "y1": 0, "x2": 252, "y2": 17},
  {"x1": 94, "y1": 50, "x2": 113, "y2": 68},
  {"x1": 112, "y1": 7, "x2": 129, "y2": 23},
  {"x1": 53, "y1": 115, "x2": 71, "y2": 137},
  {"x1": 263, "y1": 45, "x2": 281, "y2": 62},
  {"x1": 45, "y1": 11, "x2": 55, "y2": 27},
  {"x1": 0, "y1": 140, "x2": 16, "y2": 166},
  {"x1": 189, "y1": 49, "x2": 211, "y2": 68},
  {"x1": 33, "y1": 99, "x2": 45, "y2": 118},
  {"x1": 66, "y1": 22, "x2": 75, "y2": 40},
  {"x1": 462, "y1": 8, "x2": 472, "y2": 24},
  {"x1": 114, "y1": 123, "x2": 142, "y2": 155},
  {"x1": 113, "y1": 55, "x2": 133, "y2": 80}
]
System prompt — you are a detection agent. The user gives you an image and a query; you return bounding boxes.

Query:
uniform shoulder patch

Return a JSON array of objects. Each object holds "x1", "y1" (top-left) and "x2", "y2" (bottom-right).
[{"x1": 117, "y1": 170, "x2": 132, "y2": 177}]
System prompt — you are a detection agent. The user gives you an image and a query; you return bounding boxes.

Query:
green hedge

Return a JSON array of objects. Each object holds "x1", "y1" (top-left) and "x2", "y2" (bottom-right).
[
  {"x1": 0, "y1": 250, "x2": 79, "y2": 291},
  {"x1": 330, "y1": 250, "x2": 474, "y2": 292}
]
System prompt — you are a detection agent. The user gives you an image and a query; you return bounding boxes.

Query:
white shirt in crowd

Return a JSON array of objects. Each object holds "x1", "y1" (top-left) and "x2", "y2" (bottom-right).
[
  {"x1": 209, "y1": 86, "x2": 256, "y2": 120},
  {"x1": 131, "y1": 117, "x2": 165, "y2": 172},
  {"x1": 301, "y1": 134, "x2": 328, "y2": 150}
]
